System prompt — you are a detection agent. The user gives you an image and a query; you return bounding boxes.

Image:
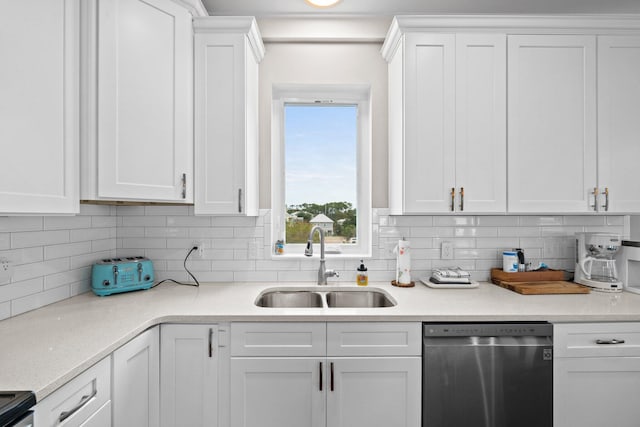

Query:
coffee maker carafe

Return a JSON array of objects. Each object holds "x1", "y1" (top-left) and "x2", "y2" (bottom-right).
[{"x1": 575, "y1": 232, "x2": 623, "y2": 292}]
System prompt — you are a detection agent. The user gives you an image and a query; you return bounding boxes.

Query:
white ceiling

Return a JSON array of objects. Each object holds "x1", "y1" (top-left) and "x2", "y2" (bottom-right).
[{"x1": 203, "y1": 0, "x2": 640, "y2": 17}]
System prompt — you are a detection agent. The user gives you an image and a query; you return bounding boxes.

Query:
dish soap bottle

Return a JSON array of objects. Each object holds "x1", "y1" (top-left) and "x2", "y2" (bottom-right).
[{"x1": 356, "y1": 260, "x2": 368, "y2": 286}]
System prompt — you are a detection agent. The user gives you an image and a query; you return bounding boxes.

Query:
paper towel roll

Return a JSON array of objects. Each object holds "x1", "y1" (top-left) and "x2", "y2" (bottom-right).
[{"x1": 394, "y1": 239, "x2": 411, "y2": 285}]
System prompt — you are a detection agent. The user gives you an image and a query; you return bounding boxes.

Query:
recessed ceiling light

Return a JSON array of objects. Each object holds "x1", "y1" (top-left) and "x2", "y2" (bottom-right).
[{"x1": 305, "y1": 0, "x2": 342, "y2": 8}]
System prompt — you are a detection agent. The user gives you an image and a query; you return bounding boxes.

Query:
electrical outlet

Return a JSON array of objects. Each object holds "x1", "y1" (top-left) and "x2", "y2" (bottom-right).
[
  {"x1": 0, "y1": 258, "x2": 13, "y2": 283},
  {"x1": 441, "y1": 241, "x2": 454, "y2": 260},
  {"x1": 191, "y1": 241, "x2": 204, "y2": 258}
]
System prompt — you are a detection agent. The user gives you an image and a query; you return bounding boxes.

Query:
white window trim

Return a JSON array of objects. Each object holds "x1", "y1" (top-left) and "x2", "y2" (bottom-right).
[{"x1": 270, "y1": 84, "x2": 372, "y2": 259}]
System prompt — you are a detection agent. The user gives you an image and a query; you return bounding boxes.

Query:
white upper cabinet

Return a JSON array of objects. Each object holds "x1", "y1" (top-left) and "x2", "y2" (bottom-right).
[
  {"x1": 0, "y1": 0, "x2": 79, "y2": 214},
  {"x1": 81, "y1": 0, "x2": 195, "y2": 203},
  {"x1": 507, "y1": 35, "x2": 598, "y2": 213},
  {"x1": 384, "y1": 22, "x2": 506, "y2": 214},
  {"x1": 597, "y1": 36, "x2": 640, "y2": 213},
  {"x1": 193, "y1": 17, "x2": 264, "y2": 215}
]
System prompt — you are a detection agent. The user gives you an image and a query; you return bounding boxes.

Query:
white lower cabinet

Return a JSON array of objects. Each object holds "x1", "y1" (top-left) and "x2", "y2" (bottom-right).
[
  {"x1": 554, "y1": 322, "x2": 640, "y2": 427},
  {"x1": 112, "y1": 326, "x2": 159, "y2": 427},
  {"x1": 34, "y1": 357, "x2": 111, "y2": 427},
  {"x1": 229, "y1": 322, "x2": 421, "y2": 427},
  {"x1": 160, "y1": 324, "x2": 220, "y2": 427},
  {"x1": 230, "y1": 357, "x2": 325, "y2": 427}
]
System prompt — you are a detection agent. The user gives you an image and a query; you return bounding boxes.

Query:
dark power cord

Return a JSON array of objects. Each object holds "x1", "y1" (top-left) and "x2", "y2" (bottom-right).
[{"x1": 154, "y1": 246, "x2": 201, "y2": 288}]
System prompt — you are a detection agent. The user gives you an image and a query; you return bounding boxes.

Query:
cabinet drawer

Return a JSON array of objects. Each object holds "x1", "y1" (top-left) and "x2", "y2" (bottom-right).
[
  {"x1": 554, "y1": 322, "x2": 640, "y2": 358},
  {"x1": 35, "y1": 356, "x2": 111, "y2": 427},
  {"x1": 231, "y1": 322, "x2": 326, "y2": 356},
  {"x1": 327, "y1": 322, "x2": 421, "y2": 356}
]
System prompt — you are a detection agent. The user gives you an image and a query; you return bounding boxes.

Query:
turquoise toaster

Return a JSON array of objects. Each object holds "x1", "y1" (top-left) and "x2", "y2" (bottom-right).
[{"x1": 91, "y1": 256, "x2": 154, "y2": 296}]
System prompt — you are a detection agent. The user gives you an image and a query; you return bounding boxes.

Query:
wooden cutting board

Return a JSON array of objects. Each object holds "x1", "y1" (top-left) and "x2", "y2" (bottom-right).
[{"x1": 492, "y1": 279, "x2": 590, "y2": 295}]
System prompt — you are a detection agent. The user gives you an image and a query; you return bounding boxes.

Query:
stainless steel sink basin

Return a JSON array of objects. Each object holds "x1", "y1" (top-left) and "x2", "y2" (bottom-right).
[
  {"x1": 325, "y1": 290, "x2": 395, "y2": 308},
  {"x1": 255, "y1": 290, "x2": 323, "y2": 308},
  {"x1": 255, "y1": 287, "x2": 396, "y2": 308}
]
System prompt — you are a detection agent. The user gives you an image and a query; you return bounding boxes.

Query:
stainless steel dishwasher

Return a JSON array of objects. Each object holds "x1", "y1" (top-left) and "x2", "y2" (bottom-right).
[{"x1": 423, "y1": 323, "x2": 553, "y2": 427}]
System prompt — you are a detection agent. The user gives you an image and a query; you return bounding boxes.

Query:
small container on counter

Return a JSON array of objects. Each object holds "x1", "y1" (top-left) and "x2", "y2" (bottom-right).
[
  {"x1": 274, "y1": 240, "x2": 284, "y2": 255},
  {"x1": 356, "y1": 260, "x2": 368, "y2": 286},
  {"x1": 503, "y1": 251, "x2": 518, "y2": 272}
]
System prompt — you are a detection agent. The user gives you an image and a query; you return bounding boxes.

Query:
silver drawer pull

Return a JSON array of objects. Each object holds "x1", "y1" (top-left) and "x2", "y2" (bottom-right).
[
  {"x1": 58, "y1": 389, "x2": 97, "y2": 422},
  {"x1": 596, "y1": 339, "x2": 626, "y2": 345}
]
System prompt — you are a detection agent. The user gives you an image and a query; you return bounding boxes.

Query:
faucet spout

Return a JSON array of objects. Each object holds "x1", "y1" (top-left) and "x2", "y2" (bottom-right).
[{"x1": 304, "y1": 226, "x2": 338, "y2": 285}]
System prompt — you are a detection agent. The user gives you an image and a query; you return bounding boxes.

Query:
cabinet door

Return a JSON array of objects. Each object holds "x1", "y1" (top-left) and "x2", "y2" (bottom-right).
[
  {"x1": 160, "y1": 324, "x2": 218, "y2": 427},
  {"x1": 508, "y1": 35, "x2": 597, "y2": 212},
  {"x1": 194, "y1": 32, "x2": 259, "y2": 215},
  {"x1": 554, "y1": 357, "x2": 640, "y2": 427},
  {"x1": 597, "y1": 36, "x2": 640, "y2": 213},
  {"x1": 96, "y1": 0, "x2": 193, "y2": 202},
  {"x1": 0, "y1": 0, "x2": 79, "y2": 214},
  {"x1": 230, "y1": 358, "x2": 325, "y2": 427},
  {"x1": 112, "y1": 327, "x2": 159, "y2": 427},
  {"x1": 327, "y1": 357, "x2": 421, "y2": 427},
  {"x1": 455, "y1": 34, "x2": 507, "y2": 212},
  {"x1": 403, "y1": 34, "x2": 456, "y2": 213}
]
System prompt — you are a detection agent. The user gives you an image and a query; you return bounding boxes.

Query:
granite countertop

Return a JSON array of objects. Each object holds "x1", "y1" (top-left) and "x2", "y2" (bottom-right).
[{"x1": 2, "y1": 280, "x2": 640, "y2": 401}]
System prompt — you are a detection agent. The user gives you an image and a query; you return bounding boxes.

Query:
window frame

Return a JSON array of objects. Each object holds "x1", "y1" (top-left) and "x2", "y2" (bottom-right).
[{"x1": 271, "y1": 84, "x2": 372, "y2": 259}]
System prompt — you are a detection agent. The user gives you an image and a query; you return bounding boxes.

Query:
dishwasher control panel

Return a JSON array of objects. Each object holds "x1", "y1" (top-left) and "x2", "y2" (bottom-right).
[{"x1": 424, "y1": 322, "x2": 553, "y2": 337}]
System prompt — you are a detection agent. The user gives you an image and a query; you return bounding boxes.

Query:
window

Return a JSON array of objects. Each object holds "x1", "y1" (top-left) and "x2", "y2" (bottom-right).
[{"x1": 271, "y1": 84, "x2": 371, "y2": 257}]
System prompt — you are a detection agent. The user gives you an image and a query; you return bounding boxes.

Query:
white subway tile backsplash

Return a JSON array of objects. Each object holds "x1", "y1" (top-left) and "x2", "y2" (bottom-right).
[
  {"x1": 563, "y1": 216, "x2": 605, "y2": 226},
  {"x1": 12, "y1": 230, "x2": 70, "y2": 249},
  {"x1": 519, "y1": 216, "x2": 565, "y2": 226},
  {"x1": 433, "y1": 216, "x2": 479, "y2": 227},
  {"x1": 189, "y1": 227, "x2": 234, "y2": 238},
  {"x1": 12, "y1": 259, "x2": 70, "y2": 282},
  {"x1": 145, "y1": 227, "x2": 189, "y2": 238},
  {"x1": 454, "y1": 227, "x2": 498, "y2": 237},
  {"x1": 0, "y1": 205, "x2": 630, "y2": 320},
  {"x1": 11, "y1": 284, "x2": 69, "y2": 317},
  {"x1": 121, "y1": 216, "x2": 166, "y2": 227},
  {"x1": 167, "y1": 216, "x2": 212, "y2": 227},
  {"x1": 0, "y1": 217, "x2": 43, "y2": 233},
  {"x1": 44, "y1": 216, "x2": 92, "y2": 230},
  {"x1": 44, "y1": 242, "x2": 92, "y2": 260},
  {"x1": 0, "y1": 234, "x2": 9, "y2": 250},
  {"x1": 497, "y1": 227, "x2": 540, "y2": 237},
  {"x1": 0, "y1": 278, "x2": 43, "y2": 303},
  {"x1": 44, "y1": 267, "x2": 90, "y2": 290},
  {"x1": 0, "y1": 302, "x2": 10, "y2": 321}
]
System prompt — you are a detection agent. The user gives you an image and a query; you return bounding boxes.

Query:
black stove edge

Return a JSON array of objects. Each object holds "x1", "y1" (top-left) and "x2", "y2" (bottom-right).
[{"x1": 0, "y1": 391, "x2": 35, "y2": 427}]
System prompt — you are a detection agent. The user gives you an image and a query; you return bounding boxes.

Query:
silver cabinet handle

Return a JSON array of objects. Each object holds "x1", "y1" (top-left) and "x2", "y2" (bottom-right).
[
  {"x1": 596, "y1": 338, "x2": 625, "y2": 345},
  {"x1": 450, "y1": 187, "x2": 455, "y2": 212},
  {"x1": 601, "y1": 187, "x2": 609, "y2": 212},
  {"x1": 59, "y1": 390, "x2": 97, "y2": 422},
  {"x1": 181, "y1": 173, "x2": 187, "y2": 199},
  {"x1": 238, "y1": 188, "x2": 243, "y2": 213},
  {"x1": 590, "y1": 187, "x2": 599, "y2": 211}
]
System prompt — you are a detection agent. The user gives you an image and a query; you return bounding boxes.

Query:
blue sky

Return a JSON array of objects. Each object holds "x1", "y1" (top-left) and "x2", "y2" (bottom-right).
[{"x1": 284, "y1": 104, "x2": 357, "y2": 207}]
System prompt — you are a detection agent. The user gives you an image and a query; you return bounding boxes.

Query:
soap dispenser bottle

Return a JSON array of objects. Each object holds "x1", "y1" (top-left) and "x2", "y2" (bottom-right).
[{"x1": 356, "y1": 260, "x2": 368, "y2": 286}]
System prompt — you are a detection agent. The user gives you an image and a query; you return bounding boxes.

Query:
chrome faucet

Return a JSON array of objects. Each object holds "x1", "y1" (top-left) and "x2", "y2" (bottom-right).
[{"x1": 304, "y1": 225, "x2": 339, "y2": 285}]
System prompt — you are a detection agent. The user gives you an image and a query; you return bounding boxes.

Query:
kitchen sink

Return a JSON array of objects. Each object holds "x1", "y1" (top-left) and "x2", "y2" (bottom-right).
[
  {"x1": 325, "y1": 291, "x2": 395, "y2": 308},
  {"x1": 255, "y1": 290, "x2": 324, "y2": 308},
  {"x1": 255, "y1": 288, "x2": 396, "y2": 308}
]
